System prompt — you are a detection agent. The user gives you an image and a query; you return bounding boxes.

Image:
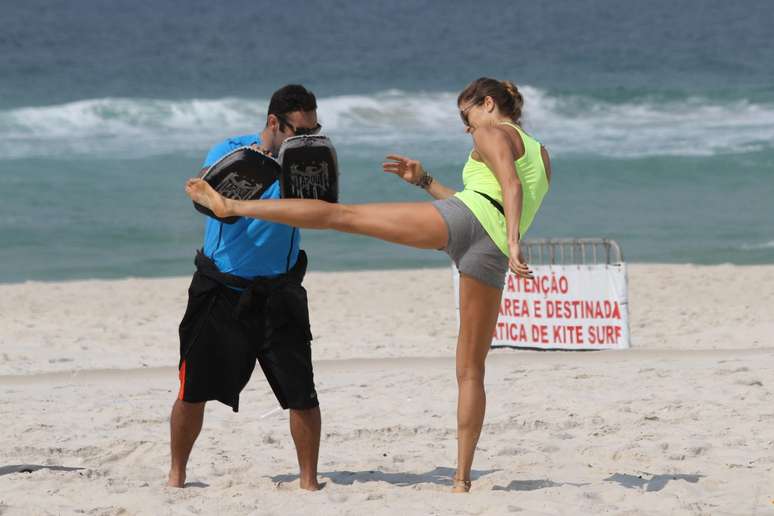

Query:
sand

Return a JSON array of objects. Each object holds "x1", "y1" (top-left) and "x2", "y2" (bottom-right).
[{"x1": 1, "y1": 264, "x2": 773, "y2": 515}]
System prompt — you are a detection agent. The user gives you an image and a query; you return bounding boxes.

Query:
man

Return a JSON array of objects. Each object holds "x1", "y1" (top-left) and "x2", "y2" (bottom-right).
[{"x1": 168, "y1": 84, "x2": 323, "y2": 491}]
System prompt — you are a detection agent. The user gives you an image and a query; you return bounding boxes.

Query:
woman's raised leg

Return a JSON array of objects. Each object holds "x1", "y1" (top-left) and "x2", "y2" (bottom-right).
[
  {"x1": 453, "y1": 272, "x2": 503, "y2": 492},
  {"x1": 186, "y1": 178, "x2": 448, "y2": 250}
]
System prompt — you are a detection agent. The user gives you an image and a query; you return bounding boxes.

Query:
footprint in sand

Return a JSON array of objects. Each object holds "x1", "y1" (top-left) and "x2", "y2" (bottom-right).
[
  {"x1": 715, "y1": 367, "x2": 750, "y2": 376},
  {"x1": 497, "y1": 447, "x2": 528, "y2": 456}
]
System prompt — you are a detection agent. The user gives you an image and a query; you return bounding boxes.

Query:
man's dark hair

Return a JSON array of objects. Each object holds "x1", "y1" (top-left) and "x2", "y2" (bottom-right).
[{"x1": 268, "y1": 84, "x2": 317, "y2": 117}]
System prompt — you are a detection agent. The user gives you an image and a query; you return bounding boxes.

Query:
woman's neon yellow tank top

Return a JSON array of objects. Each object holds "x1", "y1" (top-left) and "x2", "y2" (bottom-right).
[{"x1": 454, "y1": 122, "x2": 549, "y2": 256}]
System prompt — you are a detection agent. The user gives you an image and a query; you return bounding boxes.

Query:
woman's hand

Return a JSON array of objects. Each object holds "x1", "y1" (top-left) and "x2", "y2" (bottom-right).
[
  {"x1": 383, "y1": 154, "x2": 426, "y2": 185},
  {"x1": 508, "y1": 241, "x2": 534, "y2": 279}
]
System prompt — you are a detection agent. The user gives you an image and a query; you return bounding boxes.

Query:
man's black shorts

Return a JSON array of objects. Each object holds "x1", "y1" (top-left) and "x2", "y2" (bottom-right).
[{"x1": 177, "y1": 270, "x2": 318, "y2": 413}]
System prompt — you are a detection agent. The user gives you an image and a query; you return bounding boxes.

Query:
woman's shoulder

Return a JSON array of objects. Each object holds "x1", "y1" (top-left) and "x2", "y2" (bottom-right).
[
  {"x1": 472, "y1": 124, "x2": 514, "y2": 150},
  {"x1": 473, "y1": 124, "x2": 510, "y2": 139},
  {"x1": 474, "y1": 124, "x2": 523, "y2": 161}
]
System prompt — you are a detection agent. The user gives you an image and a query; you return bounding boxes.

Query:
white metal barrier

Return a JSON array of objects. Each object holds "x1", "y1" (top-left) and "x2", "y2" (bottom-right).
[{"x1": 453, "y1": 238, "x2": 630, "y2": 350}]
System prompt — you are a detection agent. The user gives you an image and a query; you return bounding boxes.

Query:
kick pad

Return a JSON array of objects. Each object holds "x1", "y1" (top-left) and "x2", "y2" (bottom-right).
[
  {"x1": 194, "y1": 136, "x2": 339, "y2": 224},
  {"x1": 277, "y1": 135, "x2": 339, "y2": 203},
  {"x1": 194, "y1": 146, "x2": 280, "y2": 224}
]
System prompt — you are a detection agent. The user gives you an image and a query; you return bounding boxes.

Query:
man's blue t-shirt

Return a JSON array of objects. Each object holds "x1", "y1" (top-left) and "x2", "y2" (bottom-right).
[{"x1": 201, "y1": 134, "x2": 300, "y2": 278}]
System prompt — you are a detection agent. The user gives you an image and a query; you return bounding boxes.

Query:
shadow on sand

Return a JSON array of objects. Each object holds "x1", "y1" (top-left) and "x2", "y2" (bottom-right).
[
  {"x1": 272, "y1": 466, "x2": 498, "y2": 488},
  {"x1": 272, "y1": 468, "x2": 703, "y2": 492},
  {"x1": 183, "y1": 481, "x2": 210, "y2": 488},
  {"x1": 492, "y1": 479, "x2": 589, "y2": 491},
  {"x1": 605, "y1": 472, "x2": 703, "y2": 492},
  {"x1": 0, "y1": 464, "x2": 85, "y2": 477}
]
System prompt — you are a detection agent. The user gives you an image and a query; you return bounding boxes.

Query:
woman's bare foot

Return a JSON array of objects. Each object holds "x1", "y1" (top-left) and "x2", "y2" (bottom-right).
[
  {"x1": 185, "y1": 178, "x2": 229, "y2": 218},
  {"x1": 167, "y1": 470, "x2": 185, "y2": 488},
  {"x1": 451, "y1": 477, "x2": 471, "y2": 493}
]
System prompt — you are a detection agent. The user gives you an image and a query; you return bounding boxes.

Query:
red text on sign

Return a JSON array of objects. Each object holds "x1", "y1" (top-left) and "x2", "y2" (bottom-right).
[{"x1": 587, "y1": 325, "x2": 622, "y2": 344}]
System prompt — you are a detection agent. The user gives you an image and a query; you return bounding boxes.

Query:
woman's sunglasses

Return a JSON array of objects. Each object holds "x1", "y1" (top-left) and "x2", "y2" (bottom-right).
[
  {"x1": 459, "y1": 100, "x2": 479, "y2": 127},
  {"x1": 276, "y1": 114, "x2": 322, "y2": 136}
]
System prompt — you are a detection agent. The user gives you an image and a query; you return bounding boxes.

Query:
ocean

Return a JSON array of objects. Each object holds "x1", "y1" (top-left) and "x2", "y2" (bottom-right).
[{"x1": 1, "y1": 0, "x2": 773, "y2": 282}]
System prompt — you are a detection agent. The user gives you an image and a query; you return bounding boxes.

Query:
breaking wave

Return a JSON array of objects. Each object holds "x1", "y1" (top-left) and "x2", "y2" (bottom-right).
[
  {"x1": 2, "y1": 88, "x2": 774, "y2": 159},
  {"x1": 740, "y1": 241, "x2": 774, "y2": 251}
]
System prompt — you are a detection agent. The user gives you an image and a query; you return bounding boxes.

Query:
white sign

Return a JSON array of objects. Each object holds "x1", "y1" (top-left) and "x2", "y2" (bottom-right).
[{"x1": 453, "y1": 264, "x2": 630, "y2": 350}]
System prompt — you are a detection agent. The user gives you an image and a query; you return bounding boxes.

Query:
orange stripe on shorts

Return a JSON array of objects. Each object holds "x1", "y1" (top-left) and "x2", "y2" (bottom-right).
[{"x1": 178, "y1": 360, "x2": 186, "y2": 400}]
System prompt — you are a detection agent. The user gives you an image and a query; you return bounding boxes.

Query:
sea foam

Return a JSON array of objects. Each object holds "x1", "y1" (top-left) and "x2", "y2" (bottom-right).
[
  {"x1": 1, "y1": 88, "x2": 773, "y2": 159},
  {"x1": 740, "y1": 241, "x2": 774, "y2": 251}
]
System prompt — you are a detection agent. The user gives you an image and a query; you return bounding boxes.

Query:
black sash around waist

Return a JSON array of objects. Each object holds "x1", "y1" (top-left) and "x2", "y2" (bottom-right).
[{"x1": 193, "y1": 249, "x2": 309, "y2": 323}]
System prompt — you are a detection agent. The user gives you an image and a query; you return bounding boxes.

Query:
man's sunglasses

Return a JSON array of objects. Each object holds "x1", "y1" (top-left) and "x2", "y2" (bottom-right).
[{"x1": 276, "y1": 114, "x2": 322, "y2": 136}]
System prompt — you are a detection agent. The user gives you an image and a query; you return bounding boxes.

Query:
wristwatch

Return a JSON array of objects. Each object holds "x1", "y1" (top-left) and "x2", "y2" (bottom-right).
[{"x1": 416, "y1": 172, "x2": 434, "y2": 189}]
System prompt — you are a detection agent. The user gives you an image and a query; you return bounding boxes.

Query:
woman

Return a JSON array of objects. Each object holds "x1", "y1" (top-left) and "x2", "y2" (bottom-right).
[{"x1": 186, "y1": 77, "x2": 551, "y2": 492}]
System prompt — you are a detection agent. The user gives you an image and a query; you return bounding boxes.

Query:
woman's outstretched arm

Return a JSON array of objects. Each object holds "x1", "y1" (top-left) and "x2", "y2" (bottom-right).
[{"x1": 383, "y1": 155, "x2": 457, "y2": 200}]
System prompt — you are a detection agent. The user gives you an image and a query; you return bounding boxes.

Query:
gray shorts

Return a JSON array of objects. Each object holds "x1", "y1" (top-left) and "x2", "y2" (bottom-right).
[{"x1": 432, "y1": 196, "x2": 508, "y2": 289}]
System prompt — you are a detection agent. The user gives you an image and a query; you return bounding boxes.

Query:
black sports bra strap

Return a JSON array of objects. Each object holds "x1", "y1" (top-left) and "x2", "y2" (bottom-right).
[{"x1": 473, "y1": 190, "x2": 504, "y2": 215}]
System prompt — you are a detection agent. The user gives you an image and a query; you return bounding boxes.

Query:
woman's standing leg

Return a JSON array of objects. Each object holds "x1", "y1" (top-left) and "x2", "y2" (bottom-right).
[{"x1": 454, "y1": 272, "x2": 503, "y2": 492}]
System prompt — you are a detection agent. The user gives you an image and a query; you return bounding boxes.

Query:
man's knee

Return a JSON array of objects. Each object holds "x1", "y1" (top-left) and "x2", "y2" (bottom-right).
[
  {"x1": 290, "y1": 405, "x2": 320, "y2": 418},
  {"x1": 173, "y1": 399, "x2": 206, "y2": 417}
]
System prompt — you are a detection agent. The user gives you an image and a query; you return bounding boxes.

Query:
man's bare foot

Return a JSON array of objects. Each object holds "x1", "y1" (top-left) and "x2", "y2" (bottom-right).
[
  {"x1": 299, "y1": 478, "x2": 322, "y2": 491},
  {"x1": 185, "y1": 178, "x2": 228, "y2": 218},
  {"x1": 167, "y1": 471, "x2": 186, "y2": 488}
]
